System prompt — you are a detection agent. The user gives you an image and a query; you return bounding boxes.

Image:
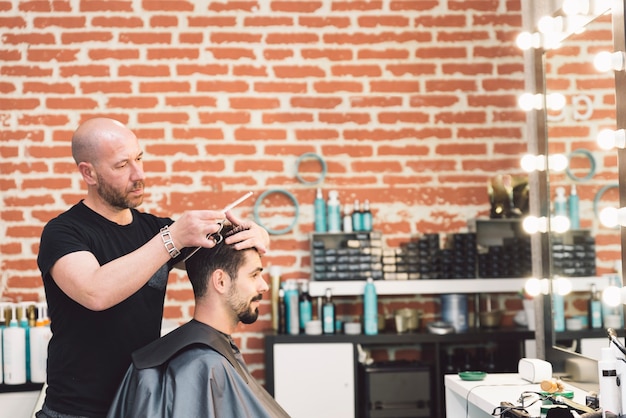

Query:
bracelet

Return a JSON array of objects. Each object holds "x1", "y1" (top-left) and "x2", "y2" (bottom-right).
[{"x1": 160, "y1": 225, "x2": 181, "y2": 258}]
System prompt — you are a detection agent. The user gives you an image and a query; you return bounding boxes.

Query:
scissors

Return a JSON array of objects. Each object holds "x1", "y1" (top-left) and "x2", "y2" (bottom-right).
[{"x1": 182, "y1": 191, "x2": 253, "y2": 262}]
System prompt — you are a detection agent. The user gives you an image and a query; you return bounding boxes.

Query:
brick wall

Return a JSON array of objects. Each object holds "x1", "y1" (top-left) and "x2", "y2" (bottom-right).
[{"x1": 3, "y1": 0, "x2": 614, "y2": 384}]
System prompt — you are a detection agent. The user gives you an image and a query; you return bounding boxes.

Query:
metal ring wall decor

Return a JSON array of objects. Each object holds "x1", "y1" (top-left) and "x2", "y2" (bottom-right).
[
  {"x1": 295, "y1": 152, "x2": 327, "y2": 185},
  {"x1": 565, "y1": 149, "x2": 596, "y2": 182},
  {"x1": 253, "y1": 189, "x2": 299, "y2": 235}
]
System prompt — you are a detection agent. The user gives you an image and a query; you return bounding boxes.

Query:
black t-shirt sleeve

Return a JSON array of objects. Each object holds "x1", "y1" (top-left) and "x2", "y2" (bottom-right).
[{"x1": 38, "y1": 218, "x2": 92, "y2": 280}]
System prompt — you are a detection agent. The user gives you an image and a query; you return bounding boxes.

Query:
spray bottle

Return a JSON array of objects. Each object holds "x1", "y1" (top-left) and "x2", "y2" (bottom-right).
[{"x1": 3, "y1": 303, "x2": 26, "y2": 384}]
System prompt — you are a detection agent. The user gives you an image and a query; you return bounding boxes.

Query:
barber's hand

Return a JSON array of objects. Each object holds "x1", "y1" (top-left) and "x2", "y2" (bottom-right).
[
  {"x1": 224, "y1": 211, "x2": 270, "y2": 254},
  {"x1": 169, "y1": 210, "x2": 225, "y2": 249}
]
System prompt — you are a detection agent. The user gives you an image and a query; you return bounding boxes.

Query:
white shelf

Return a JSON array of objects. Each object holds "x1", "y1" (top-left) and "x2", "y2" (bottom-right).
[{"x1": 308, "y1": 276, "x2": 611, "y2": 297}]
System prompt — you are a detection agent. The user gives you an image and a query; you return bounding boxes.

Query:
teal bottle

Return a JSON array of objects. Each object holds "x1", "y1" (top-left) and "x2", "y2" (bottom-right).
[
  {"x1": 298, "y1": 281, "x2": 313, "y2": 331},
  {"x1": 322, "y1": 288, "x2": 336, "y2": 334},
  {"x1": 363, "y1": 278, "x2": 378, "y2": 335},
  {"x1": 314, "y1": 188, "x2": 327, "y2": 232}
]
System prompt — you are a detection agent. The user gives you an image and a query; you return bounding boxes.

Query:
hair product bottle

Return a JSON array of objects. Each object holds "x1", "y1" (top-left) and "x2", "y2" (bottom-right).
[
  {"x1": 554, "y1": 186, "x2": 567, "y2": 217},
  {"x1": 269, "y1": 266, "x2": 281, "y2": 332},
  {"x1": 352, "y1": 199, "x2": 363, "y2": 232},
  {"x1": 3, "y1": 304, "x2": 26, "y2": 384},
  {"x1": 598, "y1": 346, "x2": 622, "y2": 416},
  {"x1": 362, "y1": 200, "x2": 373, "y2": 232},
  {"x1": 322, "y1": 288, "x2": 336, "y2": 334},
  {"x1": 284, "y1": 280, "x2": 300, "y2": 336},
  {"x1": 326, "y1": 190, "x2": 341, "y2": 232},
  {"x1": 278, "y1": 288, "x2": 286, "y2": 334},
  {"x1": 29, "y1": 303, "x2": 52, "y2": 384},
  {"x1": 314, "y1": 188, "x2": 327, "y2": 232},
  {"x1": 363, "y1": 278, "x2": 378, "y2": 335},
  {"x1": 298, "y1": 280, "x2": 313, "y2": 332},
  {"x1": 569, "y1": 184, "x2": 580, "y2": 230},
  {"x1": 589, "y1": 283, "x2": 603, "y2": 329},
  {"x1": 342, "y1": 204, "x2": 353, "y2": 233}
]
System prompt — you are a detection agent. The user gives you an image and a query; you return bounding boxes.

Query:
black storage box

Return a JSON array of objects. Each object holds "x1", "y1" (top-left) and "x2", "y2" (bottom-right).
[{"x1": 360, "y1": 361, "x2": 431, "y2": 418}]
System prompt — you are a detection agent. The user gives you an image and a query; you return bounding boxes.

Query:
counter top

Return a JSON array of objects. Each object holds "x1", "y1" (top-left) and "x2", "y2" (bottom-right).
[{"x1": 444, "y1": 373, "x2": 592, "y2": 418}]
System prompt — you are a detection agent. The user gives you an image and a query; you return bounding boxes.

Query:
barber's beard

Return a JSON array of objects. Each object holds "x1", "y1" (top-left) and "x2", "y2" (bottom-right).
[{"x1": 96, "y1": 176, "x2": 144, "y2": 210}]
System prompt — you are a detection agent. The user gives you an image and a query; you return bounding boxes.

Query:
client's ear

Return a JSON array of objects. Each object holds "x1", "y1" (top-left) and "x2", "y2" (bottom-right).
[{"x1": 211, "y1": 269, "x2": 229, "y2": 294}]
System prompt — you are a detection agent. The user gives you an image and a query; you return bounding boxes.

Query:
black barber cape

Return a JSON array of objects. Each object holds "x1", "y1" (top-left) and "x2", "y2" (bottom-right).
[{"x1": 106, "y1": 319, "x2": 291, "y2": 418}]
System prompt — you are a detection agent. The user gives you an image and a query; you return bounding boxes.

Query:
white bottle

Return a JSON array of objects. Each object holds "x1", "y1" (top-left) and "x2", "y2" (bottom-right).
[
  {"x1": 326, "y1": 190, "x2": 341, "y2": 232},
  {"x1": 598, "y1": 346, "x2": 622, "y2": 417},
  {"x1": 30, "y1": 303, "x2": 52, "y2": 384},
  {"x1": 3, "y1": 304, "x2": 26, "y2": 384},
  {"x1": 342, "y1": 204, "x2": 353, "y2": 232}
]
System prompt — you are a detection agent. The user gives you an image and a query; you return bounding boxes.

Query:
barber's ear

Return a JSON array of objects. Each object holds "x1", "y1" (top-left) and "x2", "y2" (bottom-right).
[{"x1": 78, "y1": 162, "x2": 97, "y2": 185}]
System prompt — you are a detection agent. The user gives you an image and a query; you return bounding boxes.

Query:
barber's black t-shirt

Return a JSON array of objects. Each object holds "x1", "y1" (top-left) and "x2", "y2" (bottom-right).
[{"x1": 37, "y1": 201, "x2": 174, "y2": 417}]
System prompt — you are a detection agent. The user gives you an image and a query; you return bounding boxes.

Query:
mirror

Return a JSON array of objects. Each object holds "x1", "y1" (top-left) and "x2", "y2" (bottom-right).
[
  {"x1": 527, "y1": 3, "x2": 621, "y2": 380},
  {"x1": 545, "y1": 11, "x2": 619, "y2": 355}
]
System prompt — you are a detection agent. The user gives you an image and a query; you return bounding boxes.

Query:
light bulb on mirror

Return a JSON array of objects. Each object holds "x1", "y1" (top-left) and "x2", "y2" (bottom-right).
[
  {"x1": 562, "y1": 0, "x2": 590, "y2": 15},
  {"x1": 522, "y1": 216, "x2": 548, "y2": 234},
  {"x1": 599, "y1": 207, "x2": 626, "y2": 228},
  {"x1": 596, "y1": 128, "x2": 626, "y2": 150},
  {"x1": 538, "y1": 16, "x2": 564, "y2": 34},
  {"x1": 518, "y1": 93, "x2": 543, "y2": 111},
  {"x1": 548, "y1": 153, "x2": 568, "y2": 172},
  {"x1": 520, "y1": 154, "x2": 546, "y2": 172},
  {"x1": 603, "y1": 285, "x2": 622, "y2": 307},
  {"x1": 546, "y1": 93, "x2": 566, "y2": 111},
  {"x1": 516, "y1": 31, "x2": 542, "y2": 50},
  {"x1": 553, "y1": 277, "x2": 572, "y2": 296},
  {"x1": 551, "y1": 215, "x2": 571, "y2": 233},
  {"x1": 524, "y1": 277, "x2": 550, "y2": 297},
  {"x1": 593, "y1": 51, "x2": 625, "y2": 72}
]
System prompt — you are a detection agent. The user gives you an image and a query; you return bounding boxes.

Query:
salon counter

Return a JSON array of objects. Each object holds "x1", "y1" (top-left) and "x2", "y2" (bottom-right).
[{"x1": 444, "y1": 373, "x2": 591, "y2": 418}]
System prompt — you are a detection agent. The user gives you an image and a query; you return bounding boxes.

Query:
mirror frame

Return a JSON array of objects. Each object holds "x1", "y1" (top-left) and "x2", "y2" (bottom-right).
[{"x1": 531, "y1": 0, "x2": 626, "y2": 379}]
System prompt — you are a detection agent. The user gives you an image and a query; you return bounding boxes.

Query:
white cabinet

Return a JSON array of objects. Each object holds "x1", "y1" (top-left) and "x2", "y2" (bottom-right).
[{"x1": 273, "y1": 343, "x2": 354, "y2": 418}]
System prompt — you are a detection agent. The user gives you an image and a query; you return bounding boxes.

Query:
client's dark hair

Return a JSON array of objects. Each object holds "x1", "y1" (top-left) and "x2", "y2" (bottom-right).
[{"x1": 185, "y1": 224, "x2": 252, "y2": 298}]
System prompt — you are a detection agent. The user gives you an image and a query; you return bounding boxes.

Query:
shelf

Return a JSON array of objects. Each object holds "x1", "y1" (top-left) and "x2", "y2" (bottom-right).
[
  {"x1": 308, "y1": 276, "x2": 611, "y2": 297},
  {"x1": 265, "y1": 327, "x2": 535, "y2": 345}
]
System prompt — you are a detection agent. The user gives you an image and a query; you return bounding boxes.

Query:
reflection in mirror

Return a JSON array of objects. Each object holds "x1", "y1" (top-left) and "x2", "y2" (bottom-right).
[{"x1": 544, "y1": 11, "x2": 621, "y2": 358}]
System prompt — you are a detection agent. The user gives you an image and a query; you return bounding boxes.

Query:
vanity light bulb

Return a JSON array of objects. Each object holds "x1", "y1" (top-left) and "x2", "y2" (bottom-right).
[
  {"x1": 522, "y1": 216, "x2": 548, "y2": 234},
  {"x1": 553, "y1": 277, "x2": 572, "y2": 296},
  {"x1": 603, "y1": 285, "x2": 622, "y2": 307},
  {"x1": 548, "y1": 153, "x2": 568, "y2": 172},
  {"x1": 538, "y1": 16, "x2": 564, "y2": 34},
  {"x1": 518, "y1": 93, "x2": 542, "y2": 111},
  {"x1": 562, "y1": 0, "x2": 590, "y2": 15},
  {"x1": 516, "y1": 32, "x2": 541, "y2": 50},
  {"x1": 524, "y1": 278, "x2": 542, "y2": 297},
  {"x1": 551, "y1": 215, "x2": 571, "y2": 234},
  {"x1": 594, "y1": 51, "x2": 625, "y2": 72},
  {"x1": 546, "y1": 93, "x2": 566, "y2": 111},
  {"x1": 597, "y1": 128, "x2": 626, "y2": 149},
  {"x1": 599, "y1": 207, "x2": 618, "y2": 228},
  {"x1": 520, "y1": 154, "x2": 546, "y2": 172},
  {"x1": 592, "y1": 0, "x2": 612, "y2": 15}
]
